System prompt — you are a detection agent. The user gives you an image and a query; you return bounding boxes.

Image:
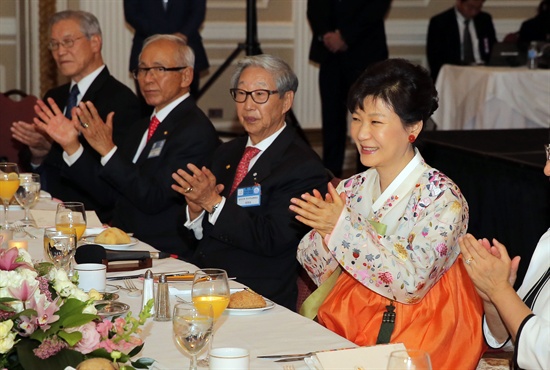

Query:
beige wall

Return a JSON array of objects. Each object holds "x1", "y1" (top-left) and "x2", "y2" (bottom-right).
[{"x1": 0, "y1": 0, "x2": 539, "y2": 128}]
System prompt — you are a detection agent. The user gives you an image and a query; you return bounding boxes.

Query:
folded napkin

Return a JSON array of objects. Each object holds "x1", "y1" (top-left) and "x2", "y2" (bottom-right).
[
  {"x1": 30, "y1": 209, "x2": 103, "y2": 228},
  {"x1": 308, "y1": 343, "x2": 407, "y2": 370}
]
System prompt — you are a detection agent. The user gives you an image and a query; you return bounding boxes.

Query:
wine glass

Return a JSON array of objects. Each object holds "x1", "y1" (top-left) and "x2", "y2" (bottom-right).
[
  {"x1": 0, "y1": 163, "x2": 19, "y2": 230},
  {"x1": 55, "y1": 202, "x2": 87, "y2": 240},
  {"x1": 44, "y1": 228, "x2": 77, "y2": 272},
  {"x1": 173, "y1": 302, "x2": 214, "y2": 370},
  {"x1": 387, "y1": 349, "x2": 432, "y2": 370},
  {"x1": 14, "y1": 173, "x2": 40, "y2": 227},
  {"x1": 191, "y1": 268, "x2": 230, "y2": 366}
]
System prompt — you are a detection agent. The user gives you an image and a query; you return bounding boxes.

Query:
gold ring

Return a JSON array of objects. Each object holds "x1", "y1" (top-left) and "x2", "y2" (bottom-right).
[
  {"x1": 183, "y1": 187, "x2": 193, "y2": 193},
  {"x1": 465, "y1": 257, "x2": 474, "y2": 265},
  {"x1": 81, "y1": 122, "x2": 89, "y2": 128}
]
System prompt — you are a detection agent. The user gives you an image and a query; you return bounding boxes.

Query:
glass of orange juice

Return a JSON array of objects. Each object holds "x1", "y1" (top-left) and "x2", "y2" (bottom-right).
[
  {"x1": 0, "y1": 163, "x2": 20, "y2": 230},
  {"x1": 55, "y1": 202, "x2": 87, "y2": 240},
  {"x1": 191, "y1": 268, "x2": 230, "y2": 366}
]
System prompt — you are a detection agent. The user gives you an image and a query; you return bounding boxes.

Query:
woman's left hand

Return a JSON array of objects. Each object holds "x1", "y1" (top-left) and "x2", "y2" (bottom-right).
[{"x1": 289, "y1": 182, "x2": 345, "y2": 238}]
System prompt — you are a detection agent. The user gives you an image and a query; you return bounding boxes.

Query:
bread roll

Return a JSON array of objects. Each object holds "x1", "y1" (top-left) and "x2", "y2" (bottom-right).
[
  {"x1": 95, "y1": 227, "x2": 131, "y2": 245},
  {"x1": 228, "y1": 289, "x2": 266, "y2": 309}
]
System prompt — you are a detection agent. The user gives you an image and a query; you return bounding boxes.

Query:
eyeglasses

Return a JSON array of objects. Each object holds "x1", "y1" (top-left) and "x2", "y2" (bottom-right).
[
  {"x1": 132, "y1": 66, "x2": 187, "y2": 80},
  {"x1": 48, "y1": 36, "x2": 86, "y2": 51},
  {"x1": 229, "y1": 88, "x2": 279, "y2": 104},
  {"x1": 545, "y1": 144, "x2": 550, "y2": 161}
]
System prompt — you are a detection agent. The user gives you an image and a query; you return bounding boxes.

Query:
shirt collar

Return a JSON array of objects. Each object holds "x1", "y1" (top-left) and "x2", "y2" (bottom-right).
[
  {"x1": 151, "y1": 92, "x2": 190, "y2": 122},
  {"x1": 246, "y1": 123, "x2": 287, "y2": 152},
  {"x1": 70, "y1": 65, "x2": 105, "y2": 100}
]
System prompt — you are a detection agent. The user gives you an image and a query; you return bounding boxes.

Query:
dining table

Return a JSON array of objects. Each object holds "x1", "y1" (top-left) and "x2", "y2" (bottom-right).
[
  {"x1": 432, "y1": 64, "x2": 550, "y2": 131},
  {"x1": 1, "y1": 198, "x2": 512, "y2": 369}
]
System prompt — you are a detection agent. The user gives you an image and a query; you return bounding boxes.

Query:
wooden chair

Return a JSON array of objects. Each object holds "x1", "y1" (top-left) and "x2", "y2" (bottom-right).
[{"x1": 0, "y1": 90, "x2": 38, "y2": 166}]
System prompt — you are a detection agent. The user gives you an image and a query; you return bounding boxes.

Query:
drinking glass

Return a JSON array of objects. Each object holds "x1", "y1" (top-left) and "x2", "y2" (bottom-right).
[
  {"x1": 387, "y1": 349, "x2": 432, "y2": 370},
  {"x1": 14, "y1": 173, "x2": 40, "y2": 227},
  {"x1": 0, "y1": 163, "x2": 19, "y2": 230},
  {"x1": 55, "y1": 202, "x2": 87, "y2": 240},
  {"x1": 44, "y1": 228, "x2": 77, "y2": 272},
  {"x1": 173, "y1": 302, "x2": 214, "y2": 370},
  {"x1": 191, "y1": 268, "x2": 230, "y2": 366}
]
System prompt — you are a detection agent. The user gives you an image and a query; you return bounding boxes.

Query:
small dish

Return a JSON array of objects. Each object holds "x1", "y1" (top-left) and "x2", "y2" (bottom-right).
[
  {"x1": 94, "y1": 300, "x2": 130, "y2": 318},
  {"x1": 81, "y1": 235, "x2": 139, "y2": 250}
]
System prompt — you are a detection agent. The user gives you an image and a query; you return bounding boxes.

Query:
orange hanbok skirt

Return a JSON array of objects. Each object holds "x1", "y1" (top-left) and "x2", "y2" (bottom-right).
[{"x1": 318, "y1": 258, "x2": 487, "y2": 370}]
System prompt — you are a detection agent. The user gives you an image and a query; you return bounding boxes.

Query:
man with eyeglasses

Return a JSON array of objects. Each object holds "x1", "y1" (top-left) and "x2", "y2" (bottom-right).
[
  {"x1": 172, "y1": 55, "x2": 328, "y2": 310},
  {"x1": 10, "y1": 10, "x2": 140, "y2": 223},
  {"x1": 34, "y1": 34, "x2": 220, "y2": 257}
]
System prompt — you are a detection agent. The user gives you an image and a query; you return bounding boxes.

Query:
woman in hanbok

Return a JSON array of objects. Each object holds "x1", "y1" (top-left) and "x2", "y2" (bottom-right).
[
  {"x1": 458, "y1": 146, "x2": 550, "y2": 370},
  {"x1": 290, "y1": 58, "x2": 486, "y2": 369}
]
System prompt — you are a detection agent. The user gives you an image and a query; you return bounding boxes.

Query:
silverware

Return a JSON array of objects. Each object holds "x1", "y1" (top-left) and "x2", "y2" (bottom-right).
[
  {"x1": 106, "y1": 271, "x2": 190, "y2": 281},
  {"x1": 12, "y1": 225, "x2": 38, "y2": 239},
  {"x1": 283, "y1": 365, "x2": 296, "y2": 370},
  {"x1": 258, "y1": 352, "x2": 315, "y2": 359},
  {"x1": 276, "y1": 357, "x2": 308, "y2": 362},
  {"x1": 123, "y1": 279, "x2": 142, "y2": 297}
]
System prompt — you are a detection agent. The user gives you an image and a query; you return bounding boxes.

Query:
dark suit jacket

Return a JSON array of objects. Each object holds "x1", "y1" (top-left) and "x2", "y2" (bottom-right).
[
  {"x1": 63, "y1": 96, "x2": 220, "y2": 257},
  {"x1": 39, "y1": 67, "x2": 140, "y2": 222},
  {"x1": 124, "y1": 0, "x2": 208, "y2": 73},
  {"x1": 192, "y1": 126, "x2": 329, "y2": 310},
  {"x1": 427, "y1": 7, "x2": 497, "y2": 80},
  {"x1": 307, "y1": 0, "x2": 390, "y2": 68}
]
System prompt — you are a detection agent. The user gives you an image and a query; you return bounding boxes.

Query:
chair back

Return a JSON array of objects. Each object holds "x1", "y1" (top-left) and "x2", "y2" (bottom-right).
[{"x1": 0, "y1": 90, "x2": 38, "y2": 165}]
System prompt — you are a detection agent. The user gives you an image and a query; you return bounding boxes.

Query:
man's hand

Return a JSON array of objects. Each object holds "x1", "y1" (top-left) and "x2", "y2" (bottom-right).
[
  {"x1": 323, "y1": 30, "x2": 348, "y2": 53},
  {"x1": 11, "y1": 120, "x2": 52, "y2": 164},
  {"x1": 75, "y1": 101, "x2": 116, "y2": 157},
  {"x1": 32, "y1": 98, "x2": 80, "y2": 155}
]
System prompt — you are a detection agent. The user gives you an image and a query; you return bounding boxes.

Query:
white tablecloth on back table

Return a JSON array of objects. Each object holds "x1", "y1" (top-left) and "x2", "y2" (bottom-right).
[{"x1": 432, "y1": 65, "x2": 550, "y2": 130}]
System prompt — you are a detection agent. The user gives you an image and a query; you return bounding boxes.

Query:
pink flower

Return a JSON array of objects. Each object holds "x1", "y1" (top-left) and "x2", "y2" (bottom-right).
[
  {"x1": 113, "y1": 317, "x2": 126, "y2": 335},
  {"x1": 0, "y1": 247, "x2": 31, "y2": 271},
  {"x1": 96, "y1": 319, "x2": 113, "y2": 338},
  {"x1": 33, "y1": 336, "x2": 67, "y2": 359},
  {"x1": 68, "y1": 322, "x2": 101, "y2": 354},
  {"x1": 8, "y1": 279, "x2": 37, "y2": 302},
  {"x1": 27, "y1": 296, "x2": 60, "y2": 330},
  {"x1": 378, "y1": 271, "x2": 393, "y2": 285},
  {"x1": 17, "y1": 316, "x2": 37, "y2": 337},
  {"x1": 435, "y1": 243, "x2": 448, "y2": 257}
]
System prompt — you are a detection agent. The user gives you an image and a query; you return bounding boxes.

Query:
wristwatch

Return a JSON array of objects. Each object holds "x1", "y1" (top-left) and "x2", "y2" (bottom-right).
[{"x1": 209, "y1": 200, "x2": 222, "y2": 214}]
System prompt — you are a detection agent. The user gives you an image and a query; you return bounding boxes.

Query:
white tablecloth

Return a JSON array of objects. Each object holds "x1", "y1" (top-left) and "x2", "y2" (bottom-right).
[
  {"x1": 432, "y1": 65, "x2": 550, "y2": 130},
  {"x1": 5, "y1": 206, "x2": 356, "y2": 370}
]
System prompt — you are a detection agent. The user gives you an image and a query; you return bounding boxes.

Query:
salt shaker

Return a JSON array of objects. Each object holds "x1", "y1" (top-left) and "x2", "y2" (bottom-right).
[
  {"x1": 141, "y1": 269, "x2": 155, "y2": 315},
  {"x1": 154, "y1": 274, "x2": 171, "y2": 321}
]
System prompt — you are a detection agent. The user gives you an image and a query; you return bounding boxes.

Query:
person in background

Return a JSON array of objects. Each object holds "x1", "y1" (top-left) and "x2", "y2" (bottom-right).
[
  {"x1": 124, "y1": 0, "x2": 208, "y2": 115},
  {"x1": 307, "y1": 0, "x2": 391, "y2": 178},
  {"x1": 518, "y1": 0, "x2": 550, "y2": 50},
  {"x1": 172, "y1": 55, "x2": 328, "y2": 310},
  {"x1": 290, "y1": 59, "x2": 486, "y2": 369},
  {"x1": 427, "y1": 0, "x2": 497, "y2": 81},
  {"x1": 10, "y1": 10, "x2": 140, "y2": 222},
  {"x1": 32, "y1": 35, "x2": 219, "y2": 257},
  {"x1": 458, "y1": 144, "x2": 550, "y2": 370}
]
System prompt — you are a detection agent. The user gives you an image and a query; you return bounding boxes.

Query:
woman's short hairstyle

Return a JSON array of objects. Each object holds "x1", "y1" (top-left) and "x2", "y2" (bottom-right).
[
  {"x1": 347, "y1": 58, "x2": 439, "y2": 127},
  {"x1": 141, "y1": 34, "x2": 195, "y2": 68},
  {"x1": 49, "y1": 10, "x2": 102, "y2": 39},
  {"x1": 230, "y1": 54, "x2": 298, "y2": 94}
]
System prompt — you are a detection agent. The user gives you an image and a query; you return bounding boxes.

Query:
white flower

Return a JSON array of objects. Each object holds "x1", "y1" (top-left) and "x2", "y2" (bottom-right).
[{"x1": 0, "y1": 320, "x2": 16, "y2": 354}]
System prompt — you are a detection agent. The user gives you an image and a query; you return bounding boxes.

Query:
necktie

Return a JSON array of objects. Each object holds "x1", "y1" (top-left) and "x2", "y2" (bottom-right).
[
  {"x1": 463, "y1": 19, "x2": 475, "y2": 65},
  {"x1": 230, "y1": 146, "x2": 260, "y2": 195},
  {"x1": 147, "y1": 115, "x2": 160, "y2": 142},
  {"x1": 65, "y1": 84, "x2": 79, "y2": 119}
]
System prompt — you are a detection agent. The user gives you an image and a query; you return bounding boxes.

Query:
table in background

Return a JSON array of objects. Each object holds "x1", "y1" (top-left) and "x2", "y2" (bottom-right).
[{"x1": 432, "y1": 65, "x2": 550, "y2": 130}]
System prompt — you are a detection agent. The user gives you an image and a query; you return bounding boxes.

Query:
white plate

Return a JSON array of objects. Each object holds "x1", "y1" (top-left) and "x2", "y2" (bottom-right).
[
  {"x1": 225, "y1": 289, "x2": 275, "y2": 315},
  {"x1": 81, "y1": 235, "x2": 139, "y2": 250}
]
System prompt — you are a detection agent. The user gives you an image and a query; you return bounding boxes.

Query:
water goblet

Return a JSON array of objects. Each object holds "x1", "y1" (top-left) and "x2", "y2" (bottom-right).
[
  {"x1": 173, "y1": 302, "x2": 214, "y2": 370},
  {"x1": 44, "y1": 228, "x2": 77, "y2": 272},
  {"x1": 55, "y1": 201, "x2": 87, "y2": 240},
  {"x1": 14, "y1": 173, "x2": 40, "y2": 227},
  {"x1": 191, "y1": 268, "x2": 230, "y2": 366},
  {"x1": 0, "y1": 163, "x2": 19, "y2": 230},
  {"x1": 387, "y1": 349, "x2": 432, "y2": 370}
]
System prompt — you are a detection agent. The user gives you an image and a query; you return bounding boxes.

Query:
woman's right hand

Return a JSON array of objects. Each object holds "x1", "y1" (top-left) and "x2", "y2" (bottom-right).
[{"x1": 289, "y1": 182, "x2": 345, "y2": 238}]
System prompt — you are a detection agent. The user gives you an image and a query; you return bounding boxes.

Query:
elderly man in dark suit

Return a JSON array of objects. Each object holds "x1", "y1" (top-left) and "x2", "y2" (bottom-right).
[
  {"x1": 33, "y1": 35, "x2": 220, "y2": 257},
  {"x1": 307, "y1": 0, "x2": 391, "y2": 178},
  {"x1": 124, "y1": 0, "x2": 208, "y2": 113},
  {"x1": 172, "y1": 55, "x2": 329, "y2": 310},
  {"x1": 427, "y1": 0, "x2": 497, "y2": 81},
  {"x1": 10, "y1": 10, "x2": 140, "y2": 222}
]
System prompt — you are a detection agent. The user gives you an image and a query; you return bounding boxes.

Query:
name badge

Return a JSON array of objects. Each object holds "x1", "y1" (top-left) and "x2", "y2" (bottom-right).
[
  {"x1": 147, "y1": 139, "x2": 166, "y2": 158},
  {"x1": 236, "y1": 185, "x2": 261, "y2": 207}
]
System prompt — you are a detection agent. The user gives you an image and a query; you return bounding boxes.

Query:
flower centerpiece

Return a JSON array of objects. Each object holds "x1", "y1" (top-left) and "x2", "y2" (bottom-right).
[{"x1": 0, "y1": 247, "x2": 154, "y2": 370}]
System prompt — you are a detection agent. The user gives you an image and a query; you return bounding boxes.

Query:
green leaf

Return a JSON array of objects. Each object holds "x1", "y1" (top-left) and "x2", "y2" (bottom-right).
[
  {"x1": 62, "y1": 313, "x2": 98, "y2": 328},
  {"x1": 86, "y1": 348, "x2": 113, "y2": 360},
  {"x1": 58, "y1": 330, "x2": 82, "y2": 346},
  {"x1": 127, "y1": 343, "x2": 144, "y2": 357},
  {"x1": 131, "y1": 357, "x2": 156, "y2": 368},
  {"x1": 34, "y1": 262, "x2": 54, "y2": 276},
  {"x1": 16, "y1": 339, "x2": 84, "y2": 370},
  {"x1": 0, "y1": 297, "x2": 19, "y2": 303}
]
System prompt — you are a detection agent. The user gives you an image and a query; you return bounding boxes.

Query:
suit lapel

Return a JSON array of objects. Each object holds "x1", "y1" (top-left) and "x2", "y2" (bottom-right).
[{"x1": 80, "y1": 67, "x2": 110, "y2": 102}]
